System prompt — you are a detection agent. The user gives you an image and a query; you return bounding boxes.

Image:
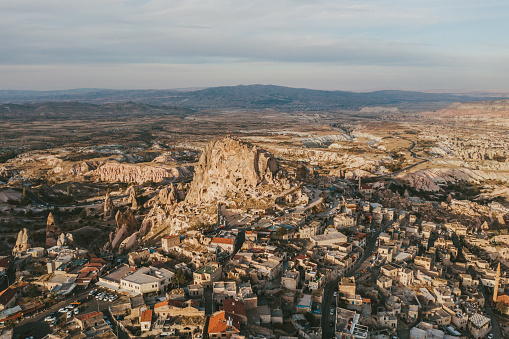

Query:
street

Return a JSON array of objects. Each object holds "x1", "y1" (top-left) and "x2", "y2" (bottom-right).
[
  {"x1": 14, "y1": 290, "x2": 125, "y2": 339},
  {"x1": 321, "y1": 222, "x2": 388, "y2": 339}
]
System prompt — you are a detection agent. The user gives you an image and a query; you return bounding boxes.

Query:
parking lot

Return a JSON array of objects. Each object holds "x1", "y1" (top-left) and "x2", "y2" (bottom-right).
[{"x1": 14, "y1": 288, "x2": 125, "y2": 339}]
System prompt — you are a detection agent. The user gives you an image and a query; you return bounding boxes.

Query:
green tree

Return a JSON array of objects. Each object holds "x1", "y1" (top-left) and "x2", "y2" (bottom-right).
[
  {"x1": 276, "y1": 226, "x2": 287, "y2": 237},
  {"x1": 172, "y1": 271, "x2": 187, "y2": 287}
]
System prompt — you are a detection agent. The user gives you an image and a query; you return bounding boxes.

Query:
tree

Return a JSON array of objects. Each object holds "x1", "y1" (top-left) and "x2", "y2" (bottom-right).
[
  {"x1": 276, "y1": 226, "x2": 287, "y2": 237},
  {"x1": 172, "y1": 271, "x2": 187, "y2": 288}
]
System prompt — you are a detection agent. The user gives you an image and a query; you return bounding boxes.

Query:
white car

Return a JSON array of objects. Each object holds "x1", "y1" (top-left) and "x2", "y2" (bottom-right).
[
  {"x1": 44, "y1": 316, "x2": 56, "y2": 322},
  {"x1": 58, "y1": 308, "x2": 68, "y2": 313}
]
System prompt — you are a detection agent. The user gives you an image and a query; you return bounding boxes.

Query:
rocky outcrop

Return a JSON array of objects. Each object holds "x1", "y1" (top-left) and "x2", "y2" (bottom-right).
[
  {"x1": 142, "y1": 137, "x2": 295, "y2": 238},
  {"x1": 104, "y1": 208, "x2": 138, "y2": 252},
  {"x1": 57, "y1": 233, "x2": 74, "y2": 247},
  {"x1": 186, "y1": 137, "x2": 281, "y2": 204},
  {"x1": 398, "y1": 168, "x2": 509, "y2": 192},
  {"x1": 90, "y1": 162, "x2": 193, "y2": 184},
  {"x1": 12, "y1": 228, "x2": 30, "y2": 254},
  {"x1": 46, "y1": 212, "x2": 62, "y2": 247},
  {"x1": 104, "y1": 193, "x2": 115, "y2": 220},
  {"x1": 126, "y1": 186, "x2": 138, "y2": 209}
]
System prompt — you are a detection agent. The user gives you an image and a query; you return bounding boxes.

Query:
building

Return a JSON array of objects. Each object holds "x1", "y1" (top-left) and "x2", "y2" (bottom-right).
[
  {"x1": 193, "y1": 263, "x2": 222, "y2": 288},
  {"x1": 140, "y1": 309, "x2": 153, "y2": 332},
  {"x1": 162, "y1": 235, "x2": 181, "y2": 252},
  {"x1": 210, "y1": 237, "x2": 236, "y2": 254},
  {"x1": 75, "y1": 311, "x2": 105, "y2": 330},
  {"x1": 335, "y1": 307, "x2": 369, "y2": 339},
  {"x1": 467, "y1": 313, "x2": 491, "y2": 338},
  {"x1": 120, "y1": 266, "x2": 174, "y2": 296},
  {"x1": 414, "y1": 256, "x2": 432, "y2": 271},
  {"x1": 281, "y1": 270, "x2": 300, "y2": 290},
  {"x1": 338, "y1": 277, "x2": 356, "y2": 297},
  {"x1": 207, "y1": 310, "x2": 241, "y2": 339},
  {"x1": 310, "y1": 231, "x2": 347, "y2": 247}
]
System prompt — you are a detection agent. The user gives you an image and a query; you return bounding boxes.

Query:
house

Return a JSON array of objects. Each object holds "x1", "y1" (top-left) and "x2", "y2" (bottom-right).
[
  {"x1": 468, "y1": 313, "x2": 491, "y2": 338},
  {"x1": 187, "y1": 284, "x2": 204, "y2": 298},
  {"x1": 414, "y1": 256, "x2": 432, "y2": 271},
  {"x1": 162, "y1": 235, "x2": 181, "y2": 252},
  {"x1": 296, "y1": 294, "x2": 312, "y2": 313},
  {"x1": 310, "y1": 231, "x2": 347, "y2": 247},
  {"x1": 335, "y1": 307, "x2": 369, "y2": 339},
  {"x1": 120, "y1": 266, "x2": 174, "y2": 296},
  {"x1": 193, "y1": 263, "x2": 222, "y2": 288},
  {"x1": 75, "y1": 311, "x2": 105, "y2": 330},
  {"x1": 0, "y1": 287, "x2": 17, "y2": 311},
  {"x1": 222, "y1": 299, "x2": 247, "y2": 325},
  {"x1": 281, "y1": 270, "x2": 299, "y2": 290},
  {"x1": 338, "y1": 276, "x2": 356, "y2": 297},
  {"x1": 257, "y1": 305, "x2": 271, "y2": 324},
  {"x1": 140, "y1": 309, "x2": 153, "y2": 332},
  {"x1": 210, "y1": 237, "x2": 236, "y2": 254},
  {"x1": 207, "y1": 310, "x2": 241, "y2": 339},
  {"x1": 154, "y1": 299, "x2": 203, "y2": 317}
]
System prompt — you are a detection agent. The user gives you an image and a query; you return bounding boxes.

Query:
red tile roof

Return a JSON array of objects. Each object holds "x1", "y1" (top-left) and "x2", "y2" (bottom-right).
[
  {"x1": 211, "y1": 237, "x2": 234, "y2": 245},
  {"x1": 163, "y1": 235, "x2": 179, "y2": 239},
  {"x1": 208, "y1": 311, "x2": 240, "y2": 334},
  {"x1": 140, "y1": 309, "x2": 153, "y2": 323}
]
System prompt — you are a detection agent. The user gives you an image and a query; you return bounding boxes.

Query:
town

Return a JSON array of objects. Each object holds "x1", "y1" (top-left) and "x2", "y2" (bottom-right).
[{"x1": 1, "y1": 137, "x2": 508, "y2": 339}]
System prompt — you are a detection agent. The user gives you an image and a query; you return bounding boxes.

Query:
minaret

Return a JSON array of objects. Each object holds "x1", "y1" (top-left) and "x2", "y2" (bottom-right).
[{"x1": 494, "y1": 262, "x2": 501, "y2": 304}]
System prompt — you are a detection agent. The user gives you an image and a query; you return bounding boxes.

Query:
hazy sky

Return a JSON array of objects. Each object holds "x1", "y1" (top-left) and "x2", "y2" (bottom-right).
[{"x1": 1, "y1": 0, "x2": 508, "y2": 91}]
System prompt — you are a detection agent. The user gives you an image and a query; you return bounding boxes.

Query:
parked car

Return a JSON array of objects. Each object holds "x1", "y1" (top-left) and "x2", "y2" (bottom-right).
[
  {"x1": 89, "y1": 289, "x2": 97, "y2": 296},
  {"x1": 44, "y1": 316, "x2": 56, "y2": 322}
]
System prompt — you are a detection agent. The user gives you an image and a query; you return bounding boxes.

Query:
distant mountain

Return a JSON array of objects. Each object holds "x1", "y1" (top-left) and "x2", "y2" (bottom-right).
[
  {"x1": 0, "y1": 102, "x2": 194, "y2": 120},
  {"x1": 0, "y1": 85, "x2": 506, "y2": 111}
]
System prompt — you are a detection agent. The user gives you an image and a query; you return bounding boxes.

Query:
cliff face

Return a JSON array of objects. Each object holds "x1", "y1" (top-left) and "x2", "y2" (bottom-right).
[
  {"x1": 90, "y1": 162, "x2": 193, "y2": 184},
  {"x1": 185, "y1": 137, "x2": 279, "y2": 204}
]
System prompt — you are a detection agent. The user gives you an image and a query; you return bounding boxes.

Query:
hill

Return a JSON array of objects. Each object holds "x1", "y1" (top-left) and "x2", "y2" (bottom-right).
[{"x1": 1, "y1": 85, "x2": 505, "y2": 111}]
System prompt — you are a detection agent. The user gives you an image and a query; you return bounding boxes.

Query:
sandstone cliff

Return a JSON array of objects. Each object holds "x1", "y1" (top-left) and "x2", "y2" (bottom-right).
[
  {"x1": 90, "y1": 162, "x2": 193, "y2": 184},
  {"x1": 398, "y1": 168, "x2": 509, "y2": 192},
  {"x1": 185, "y1": 137, "x2": 280, "y2": 204}
]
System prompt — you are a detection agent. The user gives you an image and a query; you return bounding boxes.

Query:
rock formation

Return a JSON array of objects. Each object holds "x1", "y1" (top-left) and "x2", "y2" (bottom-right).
[
  {"x1": 12, "y1": 228, "x2": 30, "y2": 254},
  {"x1": 398, "y1": 167, "x2": 509, "y2": 192},
  {"x1": 57, "y1": 233, "x2": 74, "y2": 247},
  {"x1": 104, "y1": 193, "x2": 115, "y2": 220},
  {"x1": 126, "y1": 186, "x2": 138, "y2": 209},
  {"x1": 186, "y1": 136, "x2": 281, "y2": 204},
  {"x1": 104, "y1": 208, "x2": 138, "y2": 252},
  {"x1": 142, "y1": 137, "x2": 297, "y2": 239},
  {"x1": 46, "y1": 212, "x2": 62, "y2": 247},
  {"x1": 90, "y1": 162, "x2": 193, "y2": 184}
]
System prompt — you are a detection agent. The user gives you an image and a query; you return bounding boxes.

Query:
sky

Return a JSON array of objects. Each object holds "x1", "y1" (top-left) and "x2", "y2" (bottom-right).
[{"x1": 1, "y1": 0, "x2": 508, "y2": 91}]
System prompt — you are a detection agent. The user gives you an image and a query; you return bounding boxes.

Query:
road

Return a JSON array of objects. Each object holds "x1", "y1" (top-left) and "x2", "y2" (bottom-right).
[
  {"x1": 321, "y1": 222, "x2": 389, "y2": 339},
  {"x1": 14, "y1": 290, "x2": 124, "y2": 339}
]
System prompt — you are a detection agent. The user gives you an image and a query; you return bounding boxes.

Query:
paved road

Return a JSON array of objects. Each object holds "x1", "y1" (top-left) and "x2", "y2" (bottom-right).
[{"x1": 14, "y1": 291, "x2": 121, "y2": 339}]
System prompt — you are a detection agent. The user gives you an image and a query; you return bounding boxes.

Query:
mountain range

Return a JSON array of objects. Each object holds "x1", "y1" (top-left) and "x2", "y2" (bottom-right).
[{"x1": 0, "y1": 84, "x2": 506, "y2": 111}]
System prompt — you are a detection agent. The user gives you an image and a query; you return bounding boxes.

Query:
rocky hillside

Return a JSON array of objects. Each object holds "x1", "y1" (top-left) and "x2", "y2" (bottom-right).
[{"x1": 437, "y1": 100, "x2": 509, "y2": 118}]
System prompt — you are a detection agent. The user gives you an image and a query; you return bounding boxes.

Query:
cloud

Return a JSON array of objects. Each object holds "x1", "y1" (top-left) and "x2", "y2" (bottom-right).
[{"x1": 0, "y1": 0, "x2": 508, "y2": 89}]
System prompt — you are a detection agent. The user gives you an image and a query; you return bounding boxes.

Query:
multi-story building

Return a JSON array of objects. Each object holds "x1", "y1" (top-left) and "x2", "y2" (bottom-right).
[{"x1": 120, "y1": 266, "x2": 174, "y2": 296}]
